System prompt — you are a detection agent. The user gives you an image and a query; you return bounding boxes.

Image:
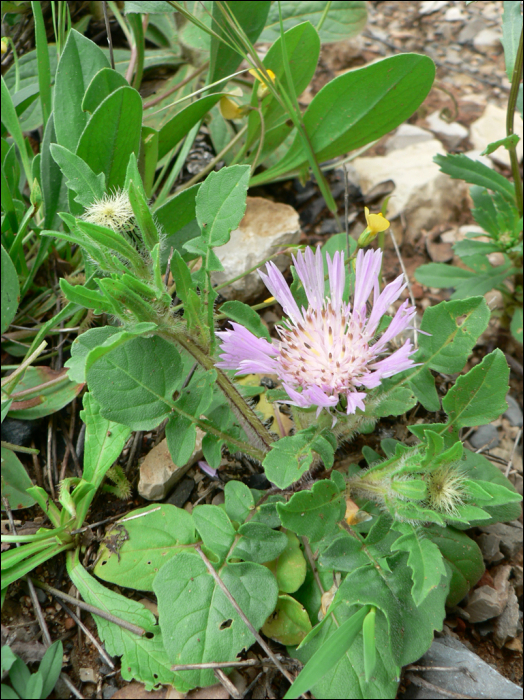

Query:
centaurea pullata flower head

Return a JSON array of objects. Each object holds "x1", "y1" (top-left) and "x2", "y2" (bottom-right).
[
  {"x1": 217, "y1": 247, "x2": 417, "y2": 420},
  {"x1": 82, "y1": 189, "x2": 134, "y2": 232}
]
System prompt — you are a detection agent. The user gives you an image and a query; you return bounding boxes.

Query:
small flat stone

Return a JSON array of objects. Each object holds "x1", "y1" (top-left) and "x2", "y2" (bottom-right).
[
  {"x1": 479, "y1": 522, "x2": 523, "y2": 559},
  {"x1": 79, "y1": 668, "x2": 97, "y2": 684},
  {"x1": 425, "y1": 111, "x2": 469, "y2": 150},
  {"x1": 504, "y1": 395, "x2": 523, "y2": 427},
  {"x1": 493, "y1": 588, "x2": 519, "y2": 648},
  {"x1": 469, "y1": 424, "x2": 499, "y2": 450},
  {"x1": 384, "y1": 123, "x2": 433, "y2": 153},
  {"x1": 464, "y1": 585, "x2": 505, "y2": 623},
  {"x1": 473, "y1": 28, "x2": 502, "y2": 50},
  {"x1": 476, "y1": 532, "x2": 504, "y2": 563},
  {"x1": 398, "y1": 636, "x2": 522, "y2": 699}
]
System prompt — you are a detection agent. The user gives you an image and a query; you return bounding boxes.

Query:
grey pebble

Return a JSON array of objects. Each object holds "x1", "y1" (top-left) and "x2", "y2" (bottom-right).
[
  {"x1": 504, "y1": 394, "x2": 523, "y2": 427},
  {"x1": 469, "y1": 423, "x2": 499, "y2": 450},
  {"x1": 398, "y1": 635, "x2": 522, "y2": 699}
]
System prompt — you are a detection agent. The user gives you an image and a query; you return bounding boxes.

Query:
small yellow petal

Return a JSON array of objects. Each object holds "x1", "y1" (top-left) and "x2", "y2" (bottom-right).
[
  {"x1": 364, "y1": 206, "x2": 389, "y2": 233},
  {"x1": 248, "y1": 67, "x2": 276, "y2": 88},
  {"x1": 219, "y1": 96, "x2": 243, "y2": 120}
]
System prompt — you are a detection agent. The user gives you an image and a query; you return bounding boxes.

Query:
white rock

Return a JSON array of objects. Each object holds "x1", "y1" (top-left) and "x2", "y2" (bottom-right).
[
  {"x1": 444, "y1": 7, "x2": 465, "y2": 21},
  {"x1": 384, "y1": 124, "x2": 434, "y2": 154},
  {"x1": 425, "y1": 111, "x2": 469, "y2": 150},
  {"x1": 473, "y1": 28, "x2": 502, "y2": 50},
  {"x1": 352, "y1": 138, "x2": 468, "y2": 245},
  {"x1": 138, "y1": 432, "x2": 204, "y2": 501},
  {"x1": 470, "y1": 104, "x2": 523, "y2": 167},
  {"x1": 211, "y1": 196, "x2": 301, "y2": 302},
  {"x1": 419, "y1": 0, "x2": 448, "y2": 15}
]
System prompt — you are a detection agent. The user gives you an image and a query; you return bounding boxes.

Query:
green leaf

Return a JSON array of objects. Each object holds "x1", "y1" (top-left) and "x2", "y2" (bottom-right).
[
  {"x1": 192, "y1": 505, "x2": 236, "y2": 561},
  {"x1": 81, "y1": 67, "x2": 128, "y2": 114},
  {"x1": 362, "y1": 606, "x2": 377, "y2": 682},
  {"x1": 196, "y1": 165, "x2": 250, "y2": 248},
  {"x1": 93, "y1": 504, "x2": 198, "y2": 591},
  {"x1": 459, "y1": 449, "x2": 522, "y2": 525},
  {"x1": 251, "y1": 53, "x2": 435, "y2": 185},
  {"x1": 263, "y1": 428, "x2": 335, "y2": 489},
  {"x1": 425, "y1": 525, "x2": 484, "y2": 606},
  {"x1": 75, "y1": 86, "x2": 143, "y2": 194},
  {"x1": 433, "y1": 153, "x2": 515, "y2": 201},
  {"x1": 453, "y1": 239, "x2": 501, "y2": 258},
  {"x1": 1, "y1": 245, "x2": 19, "y2": 334},
  {"x1": 224, "y1": 481, "x2": 255, "y2": 523},
  {"x1": 261, "y1": 1, "x2": 367, "y2": 43},
  {"x1": 4, "y1": 46, "x2": 58, "y2": 132},
  {"x1": 502, "y1": 0, "x2": 522, "y2": 81},
  {"x1": 155, "y1": 184, "x2": 201, "y2": 260},
  {"x1": 169, "y1": 250, "x2": 194, "y2": 303},
  {"x1": 220, "y1": 300, "x2": 271, "y2": 340},
  {"x1": 391, "y1": 524, "x2": 447, "y2": 606},
  {"x1": 38, "y1": 640, "x2": 63, "y2": 700},
  {"x1": 7, "y1": 367, "x2": 84, "y2": 420},
  {"x1": 284, "y1": 606, "x2": 370, "y2": 699},
  {"x1": 450, "y1": 264, "x2": 515, "y2": 300},
  {"x1": 86, "y1": 335, "x2": 183, "y2": 430},
  {"x1": 510, "y1": 307, "x2": 523, "y2": 343},
  {"x1": 0, "y1": 447, "x2": 36, "y2": 510},
  {"x1": 65, "y1": 326, "x2": 121, "y2": 382},
  {"x1": 262, "y1": 594, "x2": 312, "y2": 647},
  {"x1": 68, "y1": 553, "x2": 180, "y2": 691},
  {"x1": 165, "y1": 369, "x2": 216, "y2": 467},
  {"x1": 265, "y1": 529, "x2": 307, "y2": 593},
  {"x1": 385, "y1": 297, "x2": 490, "y2": 411},
  {"x1": 158, "y1": 95, "x2": 224, "y2": 160},
  {"x1": 80, "y1": 393, "x2": 131, "y2": 490},
  {"x1": 320, "y1": 532, "x2": 370, "y2": 572},
  {"x1": 415, "y1": 262, "x2": 475, "y2": 289},
  {"x1": 481, "y1": 133, "x2": 520, "y2": 156},
  {"x1": 53, "y1": 29, "x2": 109, "y2": 152},
  {"x1": 1, "y1": 76, "x2": 32, "y2": 185},
  {"x1": 49, "y1": 143, "x2": 105, "y2": 208},
  {"x1": 246, "y1": 21, "x2": 321, "y2": 147},
  {"x1": 208, "y1": 1, "x2": 270, "y2": 86},
  {"x1": 232, "y1": 522, "x2": 288, "y2": 563},
  {"x1": 277, "y1": 480, "x2": 345, "y2": 541},
  {"x1": 24, "y1": 672, "x2": 43, "y2": 699},
  {"x1": 442, "y1": 349, "x2": 509, "y2": 428},
  {"x1": 153, "y1": 552, "x2": 278, "y2": 688},
  {"x1": 40, "y1": 114, "x2": 68, "y2": 229}
]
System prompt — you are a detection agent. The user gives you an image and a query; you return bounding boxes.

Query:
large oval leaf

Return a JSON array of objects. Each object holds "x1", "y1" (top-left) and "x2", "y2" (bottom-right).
[
  {"x1": 1, "y1": 245, "x2": 19, "y2": 334},
  {"x1": 251, "y1": 53, "x2": 435, "y2": 185},
  {"x1": 7, "y1": 367, "x2": 84, "y2": 420},
  {"x1": 76, "y1": 86, "x2": 143, "y2": 194},
  {"x1": 53, "y1": 29, "x2": 109, "y2": 152},
  {"x1": 260, "y1": 1, "x2": 367, "y2": 44}
]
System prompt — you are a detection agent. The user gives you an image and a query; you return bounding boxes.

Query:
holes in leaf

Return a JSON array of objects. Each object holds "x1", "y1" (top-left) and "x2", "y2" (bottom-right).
[
  {"x1": 219, "y1": 619, "x2": 233, "y2": 630},
  {"x1": 144, "y1": 632, "x2": 154, "y2": 639},
  {"x1": 101, "y1": 560, "x2": 107, "y2": 566}
]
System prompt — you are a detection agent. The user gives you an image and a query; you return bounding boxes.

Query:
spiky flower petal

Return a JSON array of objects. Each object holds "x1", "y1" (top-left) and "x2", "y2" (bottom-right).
[
  {"x1": 217, "y1": 247, "x2": 418, "y2": 418},
  {"x1": 425, "y1": 464, "x2": 466, "y2": 516},
  {"x1": 82, "y1": 190, "x2": 134, "y2": 232}
]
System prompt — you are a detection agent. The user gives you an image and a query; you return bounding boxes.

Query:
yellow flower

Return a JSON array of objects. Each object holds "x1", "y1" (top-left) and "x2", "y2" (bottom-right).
[
  {"x1": 357, "y1": 207, "x2": 390, "y2": 247},
  {"x1": 219, "y1": 87, "x2": 249, "y2": 121},
  {"x1": 248, "y1": 68, "x2": 276, "y2": 98},
  {"x1": 364, "y1": 206, "x2": 389, "y2": 234}
]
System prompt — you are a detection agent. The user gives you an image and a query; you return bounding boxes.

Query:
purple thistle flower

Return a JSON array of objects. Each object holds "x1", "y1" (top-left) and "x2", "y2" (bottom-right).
[{"x1": 216, "y1": 247, "x2": 417, "y2": 418}]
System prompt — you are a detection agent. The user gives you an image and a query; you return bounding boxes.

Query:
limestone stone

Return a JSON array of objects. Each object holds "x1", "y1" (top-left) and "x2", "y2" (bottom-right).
[
  {"x1": 473, "y1": 28, "x2": 502, "y2": 50},
  {"x1": 425, "y1": 111, "x2": 469, "y2": 150},
  {"x1": 384, "y1": 124, "x2": 433, "y2": 153},
  {"x1": 352, "y1": 138, "x2": 468, "y2": 245},
  {"x1": 138, "y1": 431, "x2": 204, "y2": 501},
  {"x1": 211, "y1": 196, "x2": 300, "y2": 302},
  {"x1": 470, "y1": 103, "x2": 524, "y2": 168}
]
